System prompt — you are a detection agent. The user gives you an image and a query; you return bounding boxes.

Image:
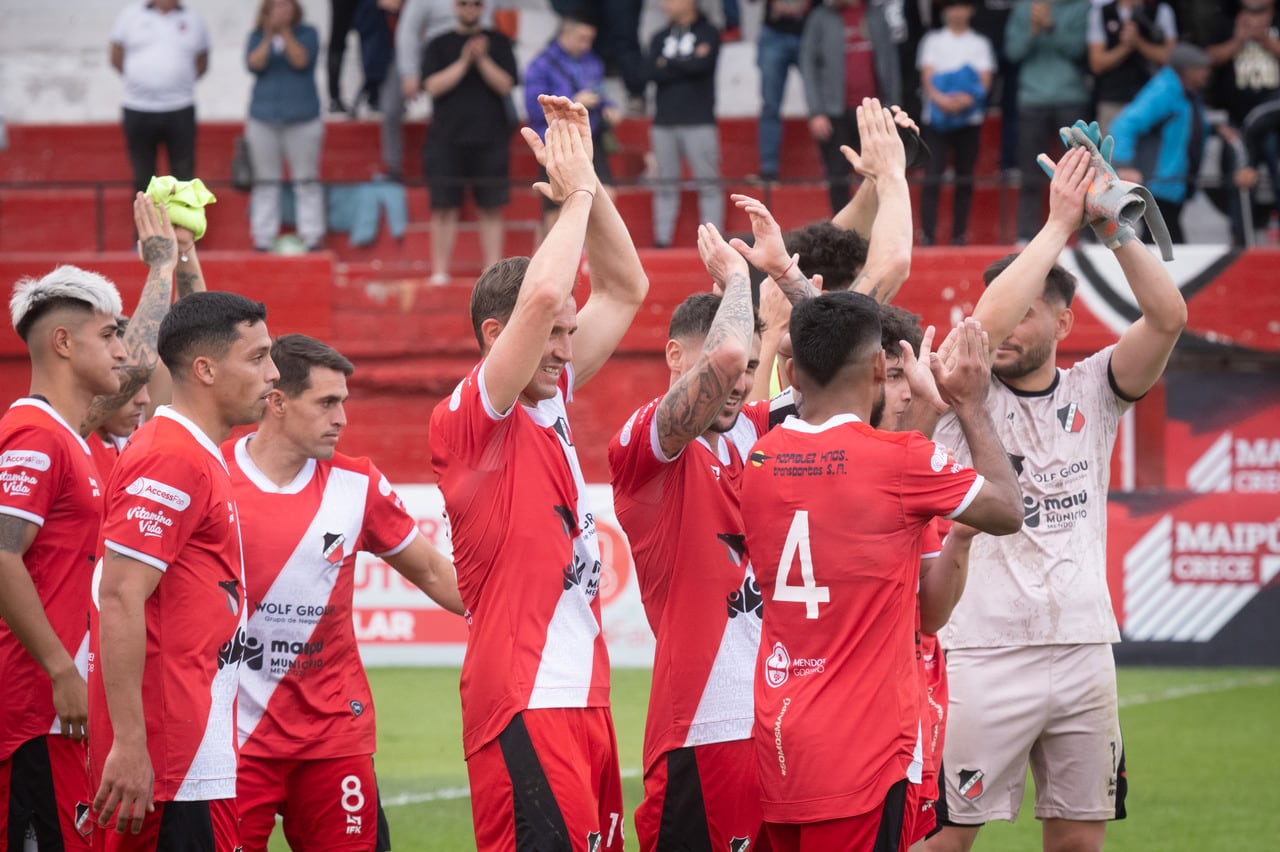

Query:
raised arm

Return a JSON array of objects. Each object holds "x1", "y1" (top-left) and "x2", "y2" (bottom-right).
[
  {"x1": 655, "y1": 225, "x2": 755, "y2": 458},
  {"x1": 0, "y1": 516, "x2": 87, "y2": 741},
  {"x1": 728, "y1": 194, "x2": 821, "y2": 305},
  {"x1": 931, "y1": 320, "x2": 1023, "y2": 535},
  {"x1": 482, "y1": 119, "x2": 597, "y2": 413},
  {"x1": 1106, "y1": 240, "x2": 1187, "y2": 400},
  {"x1": 971, "y1": 146, "x2": 1093, "y2": 354},
  {"x1": 81, "y1": 194, "x2": 177, "y2": 436},
  {"x1": 383, "y1": 534, "x2": 465, "y2": 615},
  {"x1": 93, "y1": 550, "x2": 162, "y2": 834},
  {"x1": 526, "y1": 96, "x2": 649, "y2": 388},
  {"x1": 839, "y1": 98, "x2": 911, "y2": 304}
]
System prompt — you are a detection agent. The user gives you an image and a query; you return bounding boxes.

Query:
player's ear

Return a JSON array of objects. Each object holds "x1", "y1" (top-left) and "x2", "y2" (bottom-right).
[
  {"x1": 1054, "y1": 307, "x2": 1074, "y2": 342},
  {"x1": 664, "y1": 338, "x2": 684, "y2": 372},
  {"x1": 191, "y1": 354, "x2": 217, "y2": 387},
  {"x1": 50, "y1": 324, "x2": 73, "y2": 358},
  {"x1": 267, "y1": 388, "x2": 288, "y2": 415},
  {"x1": 479, "y1": 317, "x2": 505, "y2": 355},
  {"x1": 872, "y1": 349, "x2": 887, "y2": 383}
]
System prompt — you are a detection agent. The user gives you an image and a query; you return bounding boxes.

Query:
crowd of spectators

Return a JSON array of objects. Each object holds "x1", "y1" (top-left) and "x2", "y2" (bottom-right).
[{"x1": 107, "y1": 0, "x2": 1280, "y2": 257}]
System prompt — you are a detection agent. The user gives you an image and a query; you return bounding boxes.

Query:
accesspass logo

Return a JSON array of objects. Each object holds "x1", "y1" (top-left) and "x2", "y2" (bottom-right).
[{"x1": 125, "y1": 476, "x2": 191, "y2": 511}]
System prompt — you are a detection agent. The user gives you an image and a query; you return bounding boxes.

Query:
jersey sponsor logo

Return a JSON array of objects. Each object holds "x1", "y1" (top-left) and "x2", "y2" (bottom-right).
[
  {"x1": 219, "y1": 579, "x2": 242, "y2": 616},
  {"x1": 773, "y1": 696, "x2": 792, "y2": 777},
  {"x1": 1188, "y1": 432, "x2": 1280, "y2": 494},
  {"x1": 930, "y1": 442, "x2": 952, "y2": 473},
  {"x1": 727, "y1": 574, "x2": 763, "y2": 620},
  {"x1": 219, "y1": 627, "x2": 265, "y2": 671},
  {"x1": 126, "y1": 504, "x2": 175, "y2": 538},
  {"x1": 1023, "y1": 489, "x2": 1089, "y2": 530},
  {"x1": 1057, "y1": 402, "x2": 1085, "y2": 434},
  {"x1": 0, "y1": 449, "x2": 51, "y2": 471},
  {"x1": 124, "y1": 476, "x2": 191, "y2": 511},
  {"x1": 749, "y1": 450, "x2": 770, "y2": 467},
  {"x1": 378, "y1": 474, "x2": 393, "y2": 497},
  {"x1": 323, "y1": 531, "x2": 346, "y2": 565},
  {"x1": 619, "y1": 407, "x2": 641, "y2": 447},
  {"x1": 764, "y1": 641, "x2": 790, "y2": 688},
  {"x1": 349, "y1": 699, "x2": 365, "y2": 717},
  {"x1": 958, "y1": 768, "x2": 984, "y2": 799},
  {"x1": 448, "y1": 378, "x2": 465, "y2": 411},
  {"x1": 0, "y1": 469, "x2": 37, "y2": 496}
]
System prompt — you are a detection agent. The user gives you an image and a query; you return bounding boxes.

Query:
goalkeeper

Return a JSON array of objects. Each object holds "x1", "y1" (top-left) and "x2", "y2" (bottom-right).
[{"x1": 920, "y1": 136, "x2": 1187, "y2": 852}]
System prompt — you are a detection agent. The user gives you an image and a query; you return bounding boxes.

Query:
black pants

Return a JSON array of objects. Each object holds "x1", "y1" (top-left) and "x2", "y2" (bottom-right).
[
  {"x1": 328, "y1": 0, "x2": 360, "y2": 101},
  {"x1": 921, "y1": 123, "x2": 982, "y2": 244},
  {"x1": 1154, "y1": 196, "x2": 1185, "y2": 245},
  {"x1": 121, "y1": 106, "x2": 196, "y2": 193},
  {"x1": 1016, "y1": 104, "x2": 1087, "y2": 241},
  {"x1": 817, "y1": 109, "x2": 858, "y2": 214}
]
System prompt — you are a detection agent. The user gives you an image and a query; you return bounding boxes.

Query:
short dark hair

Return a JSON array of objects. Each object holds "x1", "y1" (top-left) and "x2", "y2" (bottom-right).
[
  {"x1": 271, "y1": 334, "x2": 355, "y2": 398},
  {"x1": 470, "y1": 256, "x2": 531, "y2": 349},
  {"x1": 982, "y1": 253, "x2": 1077, "y2": 307},
  {"x1": 14, "y1": 297, "x2": 93, "y2": 342},
  {"x1": 789, "y1": 291, "x2": 882, "y2": 388},
  {"x1": 561, "y1": 11, "x2": 598, "y2": 29},
  {"x1": 667, "y1": 292, "x2": 765, "y2": 340},
  {"x1": 784, "y1": 222, "x2": 869, "y2": 291},
  {"x1": 158, "y1": 291, "x2": 268, "y2": 374},
  {"x1": 879, "y1": 303, "x2": 923, "y2": 360}
]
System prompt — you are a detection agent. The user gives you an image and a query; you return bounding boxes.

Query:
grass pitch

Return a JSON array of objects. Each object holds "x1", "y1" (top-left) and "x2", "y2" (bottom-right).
[{"x1": 267, "y1": 667, "x2": 1280, "y2": 852}]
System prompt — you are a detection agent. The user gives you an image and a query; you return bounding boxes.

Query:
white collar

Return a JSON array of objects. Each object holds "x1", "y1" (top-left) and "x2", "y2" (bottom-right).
[
  {"x1": 779, "y1": 412, "x2": 862, "y2": 433},
  {"x1": 233, "y1": 433, "x2": 316, "y2": 494},
  {"x1": 10, "y1": 397, "x2": 91, "y2": 455}
]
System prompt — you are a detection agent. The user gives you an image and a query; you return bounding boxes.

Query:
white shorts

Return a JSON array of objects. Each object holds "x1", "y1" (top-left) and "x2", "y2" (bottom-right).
[{"x1": 940, "y1": 643, "x2": 1127, "y2": 824}]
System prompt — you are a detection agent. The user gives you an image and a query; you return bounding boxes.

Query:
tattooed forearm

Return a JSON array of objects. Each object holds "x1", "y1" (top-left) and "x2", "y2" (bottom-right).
[
  {"x1": 80, "y1": 265, "x2": 172, "y2": 436},
  {"x1": 140, "y1": 235, "x2": 176, "y2": 268},
  {"x1": 175, "y1": 269, "x2": 201, "y2": 299},
  {"x1": 0, "y1": 514, "x2": 34, "y2": 554},
  {"x1": 777, "y1": 271, "x2": 821, "y2": 306},
  {"x1": 655, "y1": 270, "x2": 756, "y2": 457}
]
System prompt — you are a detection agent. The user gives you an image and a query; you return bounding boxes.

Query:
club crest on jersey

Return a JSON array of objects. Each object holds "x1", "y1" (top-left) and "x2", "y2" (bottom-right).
[
  {"x1": 323, "y1": 532, "x2": 346, "y2": 565},
  {"x1": 1057, "y1": 402, "x2": 1085, "y2": 433},
  {"x1": 749, "y1": 450, "x2": 770, "y2": 468},
  {"x1": 730, "y1": 838, "x2": 752, "y2": 852},
  {"x1": 552, "y1": 416, "x2": 574, "y2": 447},
  {"x1": 765, "y1": 642, "x2": 790, "y2": 688},
  {"x1": 349, "y1": 699, "x2": 365, "y2": 717},
  {"x1": 586, "y1": 832, "x2": 601, "y2": 852},
  {"x1": 219, "y1": 580, "x2": 242, "y2": 616},
  {"x1": 958, "y1": 768, "x2": 985, "y2": 799},
  {"x1": 75, "y1": 803, "x2": 92, "y2": 836}
]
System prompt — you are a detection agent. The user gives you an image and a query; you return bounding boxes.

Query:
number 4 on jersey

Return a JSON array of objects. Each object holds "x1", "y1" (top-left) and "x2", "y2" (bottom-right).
[{"x1": 774, "y1": 510, "x2": 829, "y2": 619}]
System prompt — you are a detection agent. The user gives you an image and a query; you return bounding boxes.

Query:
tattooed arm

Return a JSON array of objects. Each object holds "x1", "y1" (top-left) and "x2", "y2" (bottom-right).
[
  {"x1": 0, "y1": 514, "x2": 88, "y2": 740},
  {"x1": 174, "y1": 225, "x2": 206, "y2": 299},
  {"x1": 80, "y1": 194, "x2": 177, "y2": 437},
  {"x1": 655, "y1": 224, "x2": 758, "y2": 459}
]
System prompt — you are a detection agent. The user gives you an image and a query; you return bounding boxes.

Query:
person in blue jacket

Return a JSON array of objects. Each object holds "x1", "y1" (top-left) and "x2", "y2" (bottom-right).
[{"x1": 1109, "y1": 42, "x2": 1212, "y2": 244}]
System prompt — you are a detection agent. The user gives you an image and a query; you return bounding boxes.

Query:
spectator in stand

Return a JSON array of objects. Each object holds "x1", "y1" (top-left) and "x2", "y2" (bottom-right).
[
  {"x1": 1207, "y1": 0, "x2": 1280, "y2": 243},
  {"x1": 245, "y1": 0, "x2": 326, "y2": 253},
  {"x1": 421, "y1": 0, "x2": 517, "y2": 283},
  {"x1": 109, "y1": 0, "x2": 210, "y2": 194},
  {"x1": 584, "y1": 0, "x2": 647, "y2": 114},
  {"x1": 649, "y1": 0, "x2": 723, "y2": 248},
  {"x1": 1235, "y1": 93, "x2": 1280, "y2": 233},
  {"x1": 1006, "y1": 0, "x2": 1091, "y2": 242},
  {"x1": 917, "y1": 0, "x2": 995, "y2": 246},
  {"x1": 525, "y1": 13, "x2": 621, "y2": 243},
  {"x1": 801, "y1": 0, "x2": 905, "y2": 213},
  {"x1": 755, "y1": 0, "x2": 820, "y2": 181},
  {"x1": 387, "y1": 0, "x2": 492, "y2": 181},
  {"x1": 1110, "y1": 42, "x2": 1213, "y2": 244},
  {"x1": 972, "y1": 0, "x2": 1019, "y2": 171},
  {"x1": 1088, "y1": 0, "x2": 1178, "y2": 133}
]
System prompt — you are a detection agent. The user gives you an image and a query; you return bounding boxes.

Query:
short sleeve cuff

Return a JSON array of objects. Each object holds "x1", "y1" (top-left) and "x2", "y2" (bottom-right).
[
  {"x1": 377, "y1": 529, "x2": 418, "y2": 559},
  {"x1": 943, "y1": 474, "x2": 986, "y2": 520},
  {"x1": 104, "y1": 540, "x2": 168, "y2": 573},
  {"x1": 0, "y1": 505, "x2": 44, "y2": 528}
]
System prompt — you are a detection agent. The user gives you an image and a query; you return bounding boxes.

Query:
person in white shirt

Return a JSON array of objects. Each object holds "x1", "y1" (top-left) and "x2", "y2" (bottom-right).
[
  {"x1": 109, "y1": 0, "x2": 210, "y2": 193},
  {"x1": 917, "y1": 0, "x2": 995, "y2": 246}
]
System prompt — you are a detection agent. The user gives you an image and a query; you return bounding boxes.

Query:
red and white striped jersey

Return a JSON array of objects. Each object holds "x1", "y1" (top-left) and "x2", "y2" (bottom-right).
[
  {"x1": 226, "y1": 436, "x2": 417, "y2": 759},
  {"x1": 89, "y1": 407, "x2": 246, "y2": 802},
  {"x1": 429, "y1": 361, "x2": 611, "y2": 758}
]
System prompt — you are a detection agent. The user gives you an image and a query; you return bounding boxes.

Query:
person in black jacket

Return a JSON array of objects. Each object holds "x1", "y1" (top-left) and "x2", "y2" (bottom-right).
[{"x1": 648, "y1": 0, "x2": 722, "y2": 248}]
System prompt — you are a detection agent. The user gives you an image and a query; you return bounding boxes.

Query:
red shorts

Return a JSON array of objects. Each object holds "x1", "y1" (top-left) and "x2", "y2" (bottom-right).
[
  {"x1": 92, "y1": 799, "x2": 237, "y2": 852},
  {"x1": 237, "y1": 753, "x2": 382, "y2": 852},
  {"x1": 764, "y1": 778, "x2": 910, "y2": 852},
  {"x1": 634, "y1": 739, "x2": 768, "y2": 852},
  {"x1": 468, "y1": 707, "x2": 624, "y2": 852},
  {"x1": 905, "y1": 778, "x2": 938, "y2": 846},
  {"x1": 2, "y1": 735, "x2": 91, "y2": 851}
]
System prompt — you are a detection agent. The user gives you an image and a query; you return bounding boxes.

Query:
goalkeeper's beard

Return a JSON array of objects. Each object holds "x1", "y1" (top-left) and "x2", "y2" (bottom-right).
[{"x1": 993, "y1": 336, "x2": 1055, "y2": 381}]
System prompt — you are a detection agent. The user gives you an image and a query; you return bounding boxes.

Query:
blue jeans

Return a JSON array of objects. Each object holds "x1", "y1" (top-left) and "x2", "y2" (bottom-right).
[{"x1": 757, "y1": 26, "x2": 802, "y2": 176}]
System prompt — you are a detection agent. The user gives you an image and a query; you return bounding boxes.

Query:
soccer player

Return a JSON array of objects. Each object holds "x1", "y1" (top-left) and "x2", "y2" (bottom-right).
[
  {"x1": 0, "y1": 266, "x2": 125, "y2": 852},
  {"x1": 89, "y1": 291, "x2": 279, "y2": 849},
  {"x1": 229, "y1": 334, "x2": 464, "y2": 852},
  {"x1": 428, "y1": 98, "x2": 648, "y2": 851},
  {"x1": 926, "y1": 144, "x2": 1188, "y2": 852},
  {"x1": 740, "y1": 294, "x2": 1024, "y2": 851},
  {"x1": 88, "y1": 384, "x2": 151, "y2": 482},
  {"x1": 609, "y1": 224, "x2": 768, "y2": 850},
  {"x1": 0, "y1": 192, "x2": 183, "y2": 851}
]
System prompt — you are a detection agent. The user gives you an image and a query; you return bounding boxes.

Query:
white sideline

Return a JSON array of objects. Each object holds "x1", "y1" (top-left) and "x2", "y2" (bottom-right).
[{"x1": 382, "y1": 674, "x2": 1280, "y2": 808}]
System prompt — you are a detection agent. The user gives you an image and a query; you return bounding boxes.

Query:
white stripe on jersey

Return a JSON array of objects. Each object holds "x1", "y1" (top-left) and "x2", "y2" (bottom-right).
[
  {"x1": 236, "y1": 466, "x2": 370, "y2": 746},
  {"x1": 524, "y1": 387, "x2": 606, "y2": 707}
]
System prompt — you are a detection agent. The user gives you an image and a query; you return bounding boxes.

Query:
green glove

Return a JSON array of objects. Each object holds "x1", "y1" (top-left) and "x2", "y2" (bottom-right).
[{"x1": 145, "y1": 176, "x2": 217, "y2": 241}]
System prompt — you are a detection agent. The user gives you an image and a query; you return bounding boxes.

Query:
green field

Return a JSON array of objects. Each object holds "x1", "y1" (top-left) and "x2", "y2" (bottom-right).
[{"x1": 268, "y1": 667, "x2": 1280, "y2": 852}]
